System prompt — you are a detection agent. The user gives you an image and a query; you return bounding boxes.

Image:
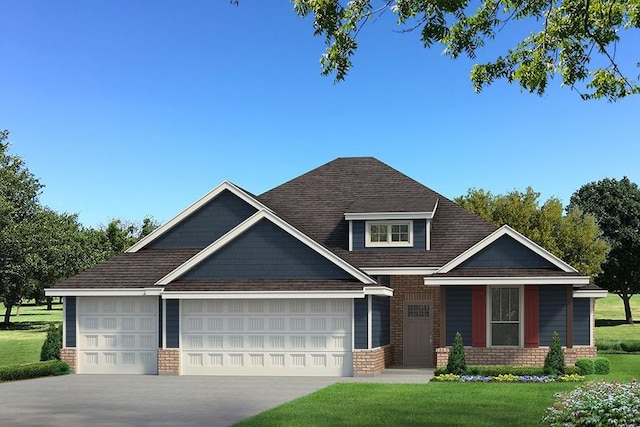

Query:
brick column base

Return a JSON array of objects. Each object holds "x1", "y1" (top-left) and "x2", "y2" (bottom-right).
[
  {"x1": 435, "y1": 346, "x2": 597, "y2": 368},
  {"x1": 353, "y1": 345, "x2": 393, "y2": 376},
  {"x1": 158, "y1": 349, "x2": 180, "y2": 375},
  {"x1": 60, "y1": 348, "x2": 77, "y2": 373}
]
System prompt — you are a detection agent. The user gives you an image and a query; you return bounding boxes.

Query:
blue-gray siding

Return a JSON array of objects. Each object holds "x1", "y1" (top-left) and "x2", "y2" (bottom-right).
[
  {"x1": 165, "y1": 300, "x2": 180, "y2": 348},
  {"x1": 183, "y1": 219, "x2": 353, "y2": 280},
  {"x1": 459, "y1": 235, "x2": 558, "y2": 269},
  {"x1": 445, "y1": 286, "x2": 472, "y2": 346},
  {"x1": 65, "y1": 296, "x2": 76, "y2": 348},
  {"x1": 372, "y1": 296, "x2": 390, "y2": 347},
  {"x1": 148, "y1": 189, "x2": 257, "y2": 248},
  {"x1": 354, "y1": 298, "x2": 368, "y2": 349},
  {"x1": 573, "y1": 298, "x2": 590, "y2": 346},
  {"x1": 351, "y1": 220, "x2": 427, "y2": 250},
  {"x1": 539, "y1": 285, "x2": 567, "y2": 346}
]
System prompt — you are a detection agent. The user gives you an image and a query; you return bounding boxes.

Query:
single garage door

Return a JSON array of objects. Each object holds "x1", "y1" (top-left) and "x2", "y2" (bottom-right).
[
  {"x1": 77, "y1": 296, "x2": 158, "y2": 374},
  {"x1": 181, "y1": 299, "x2": 352, "y2": 376}
]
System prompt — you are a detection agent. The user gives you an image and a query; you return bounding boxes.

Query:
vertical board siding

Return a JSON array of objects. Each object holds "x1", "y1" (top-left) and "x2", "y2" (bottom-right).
[
  {"x1": 354, "y1": 298, "x2": 368, "y2": 349},
  {"x1": 539, "y1": 285, "x2": 567, "y2": 346},
  {"x1": 471, "y1": 286, "x2": 487, "y2": 347},
  {"x1": 149, "y1": 190, "x2": 257, "y2": 248},
  {"x1": 573, "y1": 299, "x2": 590, "y2": 345},
  {"x1": 183, "y1": 219, "x2": 352, "y2": 280},
  {"x1": 372, "y1": 296, "x2": 390, "y2": 347},
  {"x1": 445, "y1": 286, "x2": 472, "y2": 346},
  {"x1": 524, "y1": 285, "x2": 540, "y2": 348},
  {"x1": 459, "y1": 235, "x2": 557, "y2": 269},
  {"x1": 65, "y1": 296, "x2": 77, "y2": 348},
  {"x1": 165, "y1": 299, "x2": 180, "y2": 348},
  {"x1": 351, "y1": 220, "x2": 427, "y2": 251}
]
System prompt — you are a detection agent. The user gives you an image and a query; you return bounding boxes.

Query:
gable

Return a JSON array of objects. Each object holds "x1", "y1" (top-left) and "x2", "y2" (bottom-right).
[
  {"x1": 181, "y1": 218, "x2": 355, "y2": 280},
  {"x1": 148, "y1": 189, "x2": 257, "y2": 249},
  {"x1": 457, "y1": 235, "x2": 559, "y2": 270}
]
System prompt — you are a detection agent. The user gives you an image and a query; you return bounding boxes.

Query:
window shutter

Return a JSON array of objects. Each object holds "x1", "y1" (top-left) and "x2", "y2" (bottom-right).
[
  {"x1": 471, "y1": 286, "x2": 486, "y2": 347},
  {"x1": 524, "y1": 285, "x2": 539, "y2": 348}
]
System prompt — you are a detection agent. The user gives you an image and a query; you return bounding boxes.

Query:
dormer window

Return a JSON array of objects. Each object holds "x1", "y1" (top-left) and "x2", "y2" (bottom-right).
[{"x1": 366, "y1": 221, "x2": 413, "y2": 247}]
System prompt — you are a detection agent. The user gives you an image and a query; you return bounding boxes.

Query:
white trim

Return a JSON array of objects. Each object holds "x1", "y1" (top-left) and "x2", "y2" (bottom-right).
[
  {"x1": 365, "y1": 220, "x2": 413, "y2": 248},
  {"x1": 162, "y1": 299, "x2": 167, "y2": 349},
  {"x1": 487, "y1": 285, "x2": 524, "y2": 348},
  {"x1": 573, "y1": 289, "x2": 608, "y2": 298},
  {"x1": 349, "y1": 220, "x2": 353, "y2": 251},
  {"x1": 62, "y1": 297, "x2": 67, "y2": 349},
  {"x1": 367, "y1": 295, "x2": 372, "y2": 350},
  {"x1": 438, "y1": 225, "x2": 578, "y2": 274},
  {"x1": 161, "y1": 290, "x2": 368, "y2": 299},
  {"x1": 344, "y1": 212, "x2": 433, "y2": 221},
  {"x1": 126, "y1": 181, "x2": 269, "y2": 253},
  {"x1": 364, "y1": 267, "x2": 440, "y2": 275},
  {"x1": 351, "y1": 299, "x2": 355, "y2": 353},
  {"x1": 426, "y1": 219, "x2": 431, "y2": 251},
  {"x1": 423, "y1": 276, "x2": 590, "y2": 286},
  {"x1": 363, "y1": 286, "x2": 393, "y2": 296},
  {"x1": 590, "y1": 298, "x2": 594, "y2": 346},
  {"x1": 45, "y1": 288, "x2": 163, "y2": 297},
  {"x1": 156, "y1": 209, "x2": 376, "y2": 285}
]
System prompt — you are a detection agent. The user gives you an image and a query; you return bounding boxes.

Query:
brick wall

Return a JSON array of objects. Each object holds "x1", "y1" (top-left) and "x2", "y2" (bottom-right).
[
  {"x1": 60, "y1": 348, "x2": 77, "y2": 373},
  {"x1": 390, "y1": 276, "x2": 440, "y2": 367},
  {"x1": 353, "y1": 345, "x2": 393, "y2": 375},
  {"x1": 435, "y1": 346, "x2": 598, "y2": 368},
  {"x1": 158, "y1": 349, "x2": 180, "y2": 375}
]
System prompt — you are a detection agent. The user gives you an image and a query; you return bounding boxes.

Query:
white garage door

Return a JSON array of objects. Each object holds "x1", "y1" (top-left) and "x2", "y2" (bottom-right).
[
  {"x1": 77, "y1": 296, "x2": 158, "y2": 374},
  {"x1": 181, "y1": 299, "x2": 353, "y2": 376}
]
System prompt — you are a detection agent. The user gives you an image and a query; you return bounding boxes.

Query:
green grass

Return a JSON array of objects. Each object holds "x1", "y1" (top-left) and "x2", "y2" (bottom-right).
[
  {"x1": 234, "y1": 354, "x2": 639, "y2": 427},
  {"x1": 595, "y1": 294, "x2": 640, "y2": 341},
  {"x1": 0, "y1": 302, "x2": 62, "y2": 367}
]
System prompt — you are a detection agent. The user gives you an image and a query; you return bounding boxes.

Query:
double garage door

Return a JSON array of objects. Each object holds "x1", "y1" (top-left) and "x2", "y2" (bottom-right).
[{"x1": 76, "y1": 297, "x2": 352, "y2": 376}]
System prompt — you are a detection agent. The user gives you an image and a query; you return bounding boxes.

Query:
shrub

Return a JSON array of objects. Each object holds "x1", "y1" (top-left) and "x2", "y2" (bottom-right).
[
  {"x1": 574, "y1": 358, "x2": 595, "y2": 375},
  {"x1": 620, "y1": 341, "x2": 640, "y2": 353},
  {"x1": 0, "y1": 361, "x2": 70, "y2": 382},
  {"x1": 474, "y1": 366, "x2": 546, "y2": 376},
  {"x1": 446, "y1": 332, "x2": 467, "y2": 375},
  {"x1": 40, "y1": 324, "x2": 62, "y2": 361},
  {"x1": 563, "y1": 366, "x2": 581, "y2": 375},
  {"x1": 542, "y1": 380, "x2": 640, "y2": 426},
  {"x1": 594, "y1": 357, "x2": 611, "y2": 374},
  {"x1": 544, "y1": 331, "x2": 565, "y2": 375},
  {"x1": 434, "y1": 367, "x2": 447, "y2": 376},
  {"x1": 433, "y1": 373, "x2": 461, "y2": 382}
]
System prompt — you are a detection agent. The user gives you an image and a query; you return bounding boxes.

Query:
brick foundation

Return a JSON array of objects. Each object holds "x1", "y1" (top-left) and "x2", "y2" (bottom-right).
[
  {"x1": 60, "y1": 348, "x2": 77, "y2": 373},
  {"x1": 436, "y1": 346, "x2": 598, "y2": 368},
  {"x1": 390, "y1": 276, "x2": 440, "y2": 367},
  {"x1": 158, "y1": 349, "x2": 180, "y2": 375},
  {"x1": 353, "y1": 345, "x2": 393, "y2": 375}
]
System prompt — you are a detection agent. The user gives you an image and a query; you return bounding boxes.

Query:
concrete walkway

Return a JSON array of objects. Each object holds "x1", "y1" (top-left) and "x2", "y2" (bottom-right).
[{"x1": 0, "y1": 369, "x2": 433, "y2": 427}]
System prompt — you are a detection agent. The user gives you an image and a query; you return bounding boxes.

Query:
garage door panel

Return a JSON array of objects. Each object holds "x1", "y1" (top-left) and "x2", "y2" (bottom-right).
[{"x1": 181, "y1": 299, "x2": 352, "y2": 376}]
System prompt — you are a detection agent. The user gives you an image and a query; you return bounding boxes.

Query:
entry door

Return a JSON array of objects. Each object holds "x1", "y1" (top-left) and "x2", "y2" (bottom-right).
[{"x1": 403, "y1": 301, "x2": 433, "y2": 367}]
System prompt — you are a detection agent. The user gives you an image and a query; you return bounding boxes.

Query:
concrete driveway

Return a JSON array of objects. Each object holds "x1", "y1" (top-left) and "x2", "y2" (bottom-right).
[{"x1": 0, "y1": 375, "x2": 342, "y2": 427}]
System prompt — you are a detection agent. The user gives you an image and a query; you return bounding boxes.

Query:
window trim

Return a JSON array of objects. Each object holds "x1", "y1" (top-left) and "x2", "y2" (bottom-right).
[
  {"x1": 365, "y1": 220, "x2": 413, "y2": 247},
  {"x1": 487, "y1": 285, "x2": 524, "y2": 347}
]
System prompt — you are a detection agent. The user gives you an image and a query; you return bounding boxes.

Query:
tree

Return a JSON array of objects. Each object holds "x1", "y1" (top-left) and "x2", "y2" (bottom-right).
[
  {"x1": 456, "y1": 187, "x2": 608, "y2": 277},
  {"x1": 569, "y1": 177, "x2": 640, "y2": 324},
  {"x1": 287, "y1": 0, "x2": 640, "y2": 101},
  {"x1": 101, "y1": 217, "x2": 159, "y2": 254},
  {"x1": 446, "y1": 332, "x2": 467, "y2": 375},
  {"x1": 544, "y1": 331, "x2": 565, "y2": 374}
]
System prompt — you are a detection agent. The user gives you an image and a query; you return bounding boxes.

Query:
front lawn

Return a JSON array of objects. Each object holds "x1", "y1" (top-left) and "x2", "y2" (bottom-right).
[
  {"x1": 234, "y1": 354, "x2": 639, "y2": 427},
  {"x1": 595, "y1": 294, "x2": 640, "y2": 341}
]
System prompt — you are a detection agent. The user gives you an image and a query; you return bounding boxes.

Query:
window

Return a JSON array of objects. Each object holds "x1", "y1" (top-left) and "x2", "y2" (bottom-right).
[
  {"x1": 365, "y1": 221, "x2": 412, "y2": 247},
  {"x1": 490, "y1": 287, "x2": 520, "y2": 346}
]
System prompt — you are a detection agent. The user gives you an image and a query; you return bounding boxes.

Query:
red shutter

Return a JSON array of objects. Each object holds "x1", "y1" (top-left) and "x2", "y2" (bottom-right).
[
  {"x1": 524, "y1": 285, "x2": 539, "y2": 348},
  {"x1": 471, "y1": 286, "x2": 486, "y2": 347}
]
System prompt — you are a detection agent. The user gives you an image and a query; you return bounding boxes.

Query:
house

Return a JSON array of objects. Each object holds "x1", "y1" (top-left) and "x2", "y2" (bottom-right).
[{"x1": 46, "y1": 157, "x2": 606, "y2": 376}]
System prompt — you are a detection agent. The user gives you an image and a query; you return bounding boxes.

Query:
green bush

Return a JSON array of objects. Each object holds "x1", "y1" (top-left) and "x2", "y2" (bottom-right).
[
  {"x1": 563, "y1": 366, "x2": 581, "y2": 375},
  {"x1": 470, "y1": 366, "x2": 546, "y2": 376},
  {"x1": 40, "y1": 324, "x2": 62, "y2": 361},
  {"x1": 0, "y1": 360, "x2": 70, "y2": 382},
  {"x1": 620, "y1": 341, "x2": 640, "y2": 353},
  {"x1": 574, "y1": 358, "x2": 595, "y2": 375},
  {"x1": 594, "y1": 357, "x2": 611, "y2": 374},
  {"x1": 543, "y1": 380, "x2": 640, "y2": 426},
  {"x1": 434, "y1": 367, "x2": 447, "y2": 376},
  {"x1": 596, "y1": 340, "x2": 640, "y2": 353},
  {"x1": 544, "y1": 332, "x2": 565, "y2": 375},
  {"x1": 446, "y1": 332, "x2": 467, "y2": 375}
]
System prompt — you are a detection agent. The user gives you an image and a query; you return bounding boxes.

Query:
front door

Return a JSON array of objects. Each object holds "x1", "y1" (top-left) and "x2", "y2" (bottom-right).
[{"x1": 403, "y1": 301, "x2": 433, "y2": 367}]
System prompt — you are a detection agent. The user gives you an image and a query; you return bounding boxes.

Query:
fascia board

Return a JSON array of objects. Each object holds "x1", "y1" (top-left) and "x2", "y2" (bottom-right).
[
  {"x1": 362, "y1": 267, "x2": 440, "y2": 275},
  {"x1": 363, "y1": 286, "x2": 394, "y2": 296},
  {"x1": 344, "y1": 212, "x2": 433, "y2": 221},
  {"x1": 126, "y1": 181, "x2": 267, "y2": 253},
  {"x1": 423, "y1": 276, "x2": 590, "y2": 286},
  {"x1": 573, "y1": 289, "x2": 609, "y2": 298},
  {"x1": 45, "y1": 288, "x2": 163, "y2": 297},
  {"x1": 161, "y1": 290, "x2": 366, "y2": 299},
  {"x1": 438, "y1": 225, "x2": 578, "y2": 274},
  {"x1": 156, "y1": 209, "x2": 376, "y2": 286}
]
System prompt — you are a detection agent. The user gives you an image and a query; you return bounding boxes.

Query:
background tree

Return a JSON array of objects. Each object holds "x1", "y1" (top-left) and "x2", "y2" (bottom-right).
[
  {"x1": 570, "y1": 177, "x2": 640, "y2": 324},
  {"x1": 456, "y1": 187, "x2": 608, "y2": 277},
  {"x1": 287, "y1": 0, "x2": 640, "y2": 101}
]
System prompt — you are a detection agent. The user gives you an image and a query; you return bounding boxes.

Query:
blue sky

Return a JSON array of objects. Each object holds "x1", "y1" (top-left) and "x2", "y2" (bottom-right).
[{"x1": 2, "y1": 1, "x2": 638, "y2": 228}]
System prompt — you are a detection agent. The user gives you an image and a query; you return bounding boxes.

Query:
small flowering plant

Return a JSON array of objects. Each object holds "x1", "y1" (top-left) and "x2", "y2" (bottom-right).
[{"x1": 432, "y1": 373, "x2": 461, "y2": 382}]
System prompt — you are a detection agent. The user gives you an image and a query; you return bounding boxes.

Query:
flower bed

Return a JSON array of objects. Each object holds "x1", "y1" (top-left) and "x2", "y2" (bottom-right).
[{"x1": 432, "y1": 373, "x2": 585, "y2": 383}]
